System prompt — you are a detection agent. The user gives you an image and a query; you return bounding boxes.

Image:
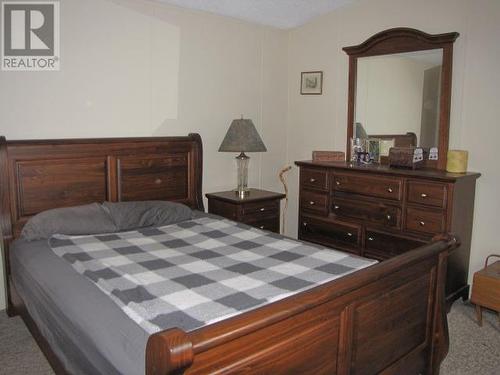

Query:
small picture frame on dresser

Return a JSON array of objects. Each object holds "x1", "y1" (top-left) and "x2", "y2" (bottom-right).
[{"x1": 367, "y1": 138, "x2": 381, "y2": 163}]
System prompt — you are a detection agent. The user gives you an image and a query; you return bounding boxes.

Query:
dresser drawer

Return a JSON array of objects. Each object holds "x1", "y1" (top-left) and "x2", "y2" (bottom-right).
[
  {"x1": 333, "y1": 173, "x2": 402, "y2": 201},
  {"x1": 300, "y1": 190, "x2": 329, "y2": 216},
  {"x1": 405, "y1": 207, "x2": 446, "y2": 235},
  {"x1": 365, "y1": 229, "x2": 427, "y2": 260},
  {"x1": 300, "y1": 216, "x2": 361, "y2": 253},
  {"x1": 300, "y1": 168, "x2": 329, "y2": 191},
  {"x1": 407, "y1": 180, "x2": 448, "y2": 208},
  {"x1": 332, "y1": 198, "x2": 401, "y2": 229}
]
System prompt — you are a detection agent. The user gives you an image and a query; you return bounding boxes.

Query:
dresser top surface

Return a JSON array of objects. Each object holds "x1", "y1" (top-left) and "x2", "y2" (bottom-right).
[{"x1": 295, "y1": 161, "x2": 480, "y2": 182}]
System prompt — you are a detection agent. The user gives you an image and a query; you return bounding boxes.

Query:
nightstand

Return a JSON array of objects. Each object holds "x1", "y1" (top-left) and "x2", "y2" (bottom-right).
[{"x1": 206, "y1": 188, "x2": 286, "y2": 233}]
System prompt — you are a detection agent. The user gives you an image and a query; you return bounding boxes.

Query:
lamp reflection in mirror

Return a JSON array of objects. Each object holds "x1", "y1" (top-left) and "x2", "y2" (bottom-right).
[{"x1": 219, "y1": 117, "x2": 267, "y2": 198}]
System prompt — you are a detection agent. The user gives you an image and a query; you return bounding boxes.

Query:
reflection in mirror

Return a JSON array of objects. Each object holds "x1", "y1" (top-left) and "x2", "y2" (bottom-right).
[{"x1": 354, "y1": 49, "x2": 443, "y2": 158}]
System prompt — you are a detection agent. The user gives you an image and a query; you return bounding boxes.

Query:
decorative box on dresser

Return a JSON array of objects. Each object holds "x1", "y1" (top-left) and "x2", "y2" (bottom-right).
[
  {"x1": 295, "y1": 160, "x2": 480, "y2": 306},
  {"x1": 206, "y1": 189, "x2": 285, "y2": 234}
]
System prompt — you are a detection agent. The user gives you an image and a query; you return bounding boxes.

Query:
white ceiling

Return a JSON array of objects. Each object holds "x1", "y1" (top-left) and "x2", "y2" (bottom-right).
[{"x1": 156, "y1": 0, "x2": 357, "y2": 29}]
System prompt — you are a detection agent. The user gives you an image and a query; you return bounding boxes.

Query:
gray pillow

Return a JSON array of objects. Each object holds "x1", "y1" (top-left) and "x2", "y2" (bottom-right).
[
  {"x1": 21, "y1": 203, "x2": 118, "y2": 241},
  {"x1": 102, "y1": 201, "x2": 193, "y2": 231}
]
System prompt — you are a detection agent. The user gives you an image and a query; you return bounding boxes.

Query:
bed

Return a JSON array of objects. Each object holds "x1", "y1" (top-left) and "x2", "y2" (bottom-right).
[{"x1": 0, "y1": 134, "x2": 456, "y2": 375}]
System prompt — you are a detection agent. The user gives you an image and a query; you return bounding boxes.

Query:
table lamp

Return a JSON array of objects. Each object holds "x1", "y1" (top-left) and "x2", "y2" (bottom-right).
[{"x1": 218, "y1": 117, "x2": 267, "y2": 198}]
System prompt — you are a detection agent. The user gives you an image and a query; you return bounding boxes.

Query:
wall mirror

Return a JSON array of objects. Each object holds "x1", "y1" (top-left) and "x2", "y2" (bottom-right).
[{"x1": 343, "y1": 28, "x2": 459, "y2": 169}]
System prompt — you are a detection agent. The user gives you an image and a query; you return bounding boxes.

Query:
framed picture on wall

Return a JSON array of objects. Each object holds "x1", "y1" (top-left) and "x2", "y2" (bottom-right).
[{"x1": 301, "y1": 71, "x2": 323, "y2": 95}]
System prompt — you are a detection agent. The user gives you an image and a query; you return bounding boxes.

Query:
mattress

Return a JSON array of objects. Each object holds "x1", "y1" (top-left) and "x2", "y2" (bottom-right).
[
  {"x1": 10, "y1": 213, "x2": 376, "y2": 375},
  {"x1": 11, "y1": 238, "x2": 148, "y2": 375}
]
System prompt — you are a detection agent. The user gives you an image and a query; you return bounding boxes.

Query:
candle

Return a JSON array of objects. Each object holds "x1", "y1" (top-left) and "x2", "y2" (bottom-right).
[{"x1": 446, "y1": 150, "x2": 468, "y2": 173}]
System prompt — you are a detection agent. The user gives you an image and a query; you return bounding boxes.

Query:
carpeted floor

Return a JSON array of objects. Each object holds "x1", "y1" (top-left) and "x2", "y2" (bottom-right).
[
  {"x1": 0, "y1": 302, "x2": 498, "y2": 374},
  {"x1": 440, "y1": 302, "x2": 499, "y2": 375}
]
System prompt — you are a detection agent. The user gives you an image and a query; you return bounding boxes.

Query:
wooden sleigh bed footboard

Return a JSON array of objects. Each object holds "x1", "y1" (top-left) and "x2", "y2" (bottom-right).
[{"x1": 147, "y1": 236, "x2": 457, "y2": 375}]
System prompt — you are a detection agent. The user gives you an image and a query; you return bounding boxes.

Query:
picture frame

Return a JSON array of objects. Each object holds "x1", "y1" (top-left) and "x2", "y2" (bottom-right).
[
  {"x1": 301, "y1": 71, "x2": 323, "y2": 95},
  {"x1": 367, "y1": 138, "x2": 381, "y2": 163},
  {"x1": 379, "y1": 138, "x2": 395, "y2": 157}
]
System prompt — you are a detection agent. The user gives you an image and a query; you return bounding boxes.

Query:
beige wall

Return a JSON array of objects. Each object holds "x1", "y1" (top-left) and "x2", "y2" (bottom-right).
[
  {"x1": 286, "y1": 0, "x2": 500, "y2": 287},
  {"x1": 0, "y1": 0, "x2": 288, "y2": 310}
]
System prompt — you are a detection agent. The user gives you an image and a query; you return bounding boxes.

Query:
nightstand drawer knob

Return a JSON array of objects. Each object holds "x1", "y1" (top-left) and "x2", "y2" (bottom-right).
[
  {"x1": 347, "y1": 232, "x2": 353, "y2": 237},
  {"x1": 259, "y1": 225, "x2": 265, "y2": 229},
  {"x1": 387, "y1": 187, "x2": 393, "y2": 193},
  {"x1": 334, "y1": 205, "x2": 340, "y2": 210},
  {"x1": 309, "y1": 178, "x2": 316, "y2": 183},
  {"x1": 386, "y1": 214, "x2": 392, "y2": 220},
  {"x1": 155, "y1": 178, "x2": 162, "y2": 185},
  {"x1": 260, "y1": 208, "x2": 265, "y2": 212},
  {"x1": 419, "y1": 221, "x2": 425, "y2": 226},
  {"x1": 421, "y1": 193, "x2": 428, "y2": 198},
  {"x1": 303, "y1": 222, "x2": 308, "y2": 227},
  {"x1": 368, "y1": 237, "x2": 374, "y2": 241},
  {"x1": 309, "y1": 201, "x2": 315, "y2": 205},
  {"x1": 335, "y1": 180, "x2": 341, "y2": 186}
]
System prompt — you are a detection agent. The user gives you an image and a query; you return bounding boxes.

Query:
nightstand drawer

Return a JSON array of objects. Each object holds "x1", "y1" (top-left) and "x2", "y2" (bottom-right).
[
  {"x1": 405, "y1": 207, "x2": 445, "y2": 235},
  {"x1": 300, "y1": 168, "x2": 329, "y2": 191},
  {"x1": 242, "y1": 200, "x2": 279, "y2": 218},
  {"x1": 246, "y1": 217, "x2": 280, "y2": 232},
  {"x1": 300, "y1": 190, "x2": 328, "y2": 216}
]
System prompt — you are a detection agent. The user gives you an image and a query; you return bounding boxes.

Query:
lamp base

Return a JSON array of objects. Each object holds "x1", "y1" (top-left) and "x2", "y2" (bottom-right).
[
  {"x1": 235, "y1": 152, "x2": 250, "y2": 198},
  {"x1": 234, "y1": 188, "x2": 250, "y2": 199}
]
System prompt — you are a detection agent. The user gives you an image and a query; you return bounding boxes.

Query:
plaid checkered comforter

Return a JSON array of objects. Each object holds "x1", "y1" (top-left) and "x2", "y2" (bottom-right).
[{"x1": 49, "y1": 216, "x2": 376, "y2": 334}]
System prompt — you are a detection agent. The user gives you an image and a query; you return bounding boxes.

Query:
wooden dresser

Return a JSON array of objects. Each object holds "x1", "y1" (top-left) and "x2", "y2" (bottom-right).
[{"x1": 295, "y1": 160, "x2": 480, "y2": 305}]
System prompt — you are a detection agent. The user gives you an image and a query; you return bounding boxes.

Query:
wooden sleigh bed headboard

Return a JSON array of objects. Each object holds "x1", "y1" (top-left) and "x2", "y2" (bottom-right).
[{"x1": 0, "y1": 134, "x2": 204, "y2": 242}]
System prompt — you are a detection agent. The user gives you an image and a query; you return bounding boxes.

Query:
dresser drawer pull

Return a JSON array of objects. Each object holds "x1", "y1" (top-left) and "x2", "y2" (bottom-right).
[
  {"x1": 368, "y1": 237, "x2": 374, "y2": 241},
  {"x1": 335, "y1": 180, "x2": 341, "y2": 186},
  {"x1": 387, "y1": 187, "x2": 393, "y2": 193},
  {"x1": 155, "y1": 178, "x2": 162, "y2": 185},
  {"x1": 421, "y1": 193, "x2": 428, "y2": 198},
  {"x1": 347, "y1": 232, "x2": 353, "y2": 237},
  {"x1": 419, "y1": 221, "x2": 425, "y2": 226},
  {"x1": 260, "y1": 208, "x2": 265, "y2": 212},
  {"x1": 309, "y1": 201, "x2": 315, "y2": 205},
  {"x1": 309, "y1": 178, "x2": 316, "y2": 183},
  {"x1": 334, "y1": 205, "x2": 340, "y2": 210}
]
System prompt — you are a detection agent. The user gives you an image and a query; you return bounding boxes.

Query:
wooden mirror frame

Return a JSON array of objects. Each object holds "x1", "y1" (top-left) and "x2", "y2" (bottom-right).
[{"x1": 343, "y1": 28, "x2": 459, "y2": 170}]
